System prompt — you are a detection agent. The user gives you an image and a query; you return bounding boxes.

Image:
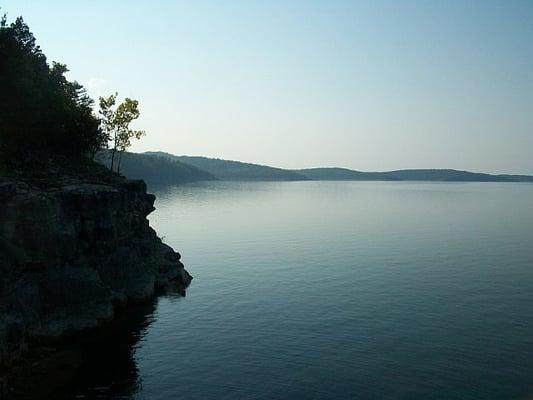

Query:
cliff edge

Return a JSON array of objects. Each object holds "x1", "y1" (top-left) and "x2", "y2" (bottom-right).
[{"x1": 0, "y1": 170, "x2": 192, "y2": 365}]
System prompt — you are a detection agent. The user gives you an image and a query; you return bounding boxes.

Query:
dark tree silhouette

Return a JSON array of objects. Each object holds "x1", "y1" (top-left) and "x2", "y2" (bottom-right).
[{"x1": 0, "y1": 15, "x2": 106, "y2": 169}]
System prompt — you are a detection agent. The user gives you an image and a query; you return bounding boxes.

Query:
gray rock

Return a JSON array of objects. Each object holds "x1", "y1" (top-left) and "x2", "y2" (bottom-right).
[
  {"x1": 0, "y1": 175, "x2": 192, "y2": 364},
  {"x1": 0, "y1": 182, "x2": 17, "y2": 199}
]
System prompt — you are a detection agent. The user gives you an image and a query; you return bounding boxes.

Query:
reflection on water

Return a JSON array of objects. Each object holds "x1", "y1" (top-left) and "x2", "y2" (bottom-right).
[{"x1": 64, "y1": 299, "x2": 159, "y2": 399}]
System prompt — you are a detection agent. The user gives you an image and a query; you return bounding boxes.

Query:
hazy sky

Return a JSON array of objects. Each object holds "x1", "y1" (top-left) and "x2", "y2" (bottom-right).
[{"x1": 4, "y1": 1, "x2": 533, "y2": 173}]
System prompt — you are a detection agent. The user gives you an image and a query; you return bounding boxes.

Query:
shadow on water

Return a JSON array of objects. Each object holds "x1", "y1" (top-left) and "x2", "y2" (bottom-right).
[
  {"x1": 9, "y1": 299, "x2": 160, "y2": 400},
  {"x1": 67, "y1": 300, "x2": 158, "y2": 399}
]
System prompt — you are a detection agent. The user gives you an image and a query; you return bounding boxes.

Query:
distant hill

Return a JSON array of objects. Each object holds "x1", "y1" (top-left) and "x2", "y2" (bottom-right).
[
  {"x1": 106, "y1": 151, "x2": 532, "y2": 184},
  {"x1": 145, "y1": 152, "x2": 309, "y2": 181},
  {"x1": 297, "y1": 168, "x2": 533, "y2": 182},
  {"x1": 96, "y1": 151, "x2": 216, "y2": 186},
  {"x1": 295, "y1": 168, "x2": 398, "y2": 181}
]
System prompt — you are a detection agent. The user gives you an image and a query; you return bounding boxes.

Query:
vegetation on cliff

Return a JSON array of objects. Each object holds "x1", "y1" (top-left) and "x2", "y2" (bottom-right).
[
  {"x1": 0, "y1": 16, "x2": 105, "y2": 168},
  {"x1": 0, "y1": 15, "x2": 145, "y2": 177},
  {"x1": 99, "y1": 94, "x2": 145, "y2": 173}
]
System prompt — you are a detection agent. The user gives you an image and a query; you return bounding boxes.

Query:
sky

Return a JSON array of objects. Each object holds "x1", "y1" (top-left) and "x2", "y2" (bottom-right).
[{"x1": 3, "y1": 0, "x2": 533, "y2": 174}]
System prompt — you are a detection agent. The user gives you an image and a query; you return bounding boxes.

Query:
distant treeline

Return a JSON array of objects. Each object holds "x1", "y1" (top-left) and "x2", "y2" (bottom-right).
[
  {"x1": 296, "y1": 168, "x2": 533, "y2": 183},
  {"x1": 147, "y1": 152, "x2": 308, "y2": 181},
  {"x1": 105, "y1": 152, "x2": 533, "y2": 185},
  {"x1": 96, "y1": 151, "x2": 215, "y2": 185}
]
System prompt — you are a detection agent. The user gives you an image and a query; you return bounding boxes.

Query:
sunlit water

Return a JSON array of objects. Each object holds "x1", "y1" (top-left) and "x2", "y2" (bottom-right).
[{"x1": 74, "y1": 181, "x2": 533, "y2": 399}]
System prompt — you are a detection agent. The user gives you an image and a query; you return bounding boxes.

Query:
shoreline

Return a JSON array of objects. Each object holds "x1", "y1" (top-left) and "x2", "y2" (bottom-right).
[{"x1": 0, "y1": 167, "x2": 192, "y2": 397}]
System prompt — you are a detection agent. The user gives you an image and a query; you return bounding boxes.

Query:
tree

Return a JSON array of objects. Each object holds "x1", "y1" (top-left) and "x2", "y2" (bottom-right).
[
  {"x1": 0, "y1": 15, "x2": 105, "y2": 166},
  {"x1": 99, "y1": 94, "x2": 145, "y2": 173}
]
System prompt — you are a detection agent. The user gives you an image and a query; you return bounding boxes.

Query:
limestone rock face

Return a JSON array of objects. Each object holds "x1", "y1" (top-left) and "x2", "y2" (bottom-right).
[{"x1": 0, "y1": 178, "x2": 191, "y2": 364}]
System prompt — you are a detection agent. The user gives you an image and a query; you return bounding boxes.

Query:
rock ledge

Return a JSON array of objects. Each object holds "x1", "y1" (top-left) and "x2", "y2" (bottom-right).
[{"x1": 0, "y1": 176, "x2": 191, "y2": 365}]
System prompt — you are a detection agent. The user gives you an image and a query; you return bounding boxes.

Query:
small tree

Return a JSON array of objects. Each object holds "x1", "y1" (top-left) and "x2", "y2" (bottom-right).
[
  {"x1": 99, "y1": 93, "x2": 145, "y2": 172},
  {"x1": 98, "y1": 93, "x2": 118, "y2": 170}
]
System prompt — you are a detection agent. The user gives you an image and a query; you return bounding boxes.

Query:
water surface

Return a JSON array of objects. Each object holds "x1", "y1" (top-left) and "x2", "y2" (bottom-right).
[{"x1": 77, "y1": 181, "x2": 533, "y2": 399}]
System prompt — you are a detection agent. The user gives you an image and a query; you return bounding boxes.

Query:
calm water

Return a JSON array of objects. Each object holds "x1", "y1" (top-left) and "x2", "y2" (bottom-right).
[{"x1": 73, "y1": 181, "x2": 533, "y2": 399}]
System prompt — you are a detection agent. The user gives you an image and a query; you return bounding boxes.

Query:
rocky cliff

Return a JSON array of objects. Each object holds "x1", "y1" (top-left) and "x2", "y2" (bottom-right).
[{"x1": 0, "y1": 173, "x2": 191, "y2": 365}]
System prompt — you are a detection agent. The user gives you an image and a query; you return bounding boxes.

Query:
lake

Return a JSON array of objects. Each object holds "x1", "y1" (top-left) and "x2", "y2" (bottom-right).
[{"x1": 72, "y1": 181, "x2": 533, "y2": 399}]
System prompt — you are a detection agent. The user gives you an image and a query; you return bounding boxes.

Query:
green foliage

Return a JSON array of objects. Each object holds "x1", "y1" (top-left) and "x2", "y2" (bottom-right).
[
  {"x1": 0, "y1": 15, "x2": 105, "y2": 168},
  {"x1": 99, "y1": 94, "x2": 145, "y2": 172}
]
